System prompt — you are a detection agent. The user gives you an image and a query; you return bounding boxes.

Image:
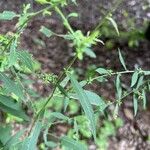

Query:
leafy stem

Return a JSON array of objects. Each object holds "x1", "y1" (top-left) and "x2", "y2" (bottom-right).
[{"x1": 27, "y1": 55, "x2": 77, "y2": 136}]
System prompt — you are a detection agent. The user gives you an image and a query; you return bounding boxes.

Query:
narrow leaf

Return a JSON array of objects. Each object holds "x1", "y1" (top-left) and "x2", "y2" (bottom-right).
[
  {"x1": 84, "y1": 90, "x2": 106, "y2": 110},
  {"x1": 67, "y1": 12, "x2": 78, "y2": 18},
  {"x1": 106, "y1": 16, "x2": 119, "y2": 36},
  {"x1": 143, "y1": 71, "x2": 150, "y2": 75},
  {"x1": 116, "y1": 74, "x2": 122, "y2": 99},
  {"x1": 50, "y1": 112, "x2": 70, "y2": 121},
  {"x1": 68, "y1": 73, "x2": 96, "y2": 140},
  {"x1": 0, "y1": 73, "x2": 24, "y2": 99},
  {"x1": 17, "y1": 51, "x2": 33, "y2": 71},
  {"x1": 4, "y1": 130, "x2": 25, "y2": 149},
  {"x1": 0, "y1": 95, "x2": 29, "y2": 121},
  {"x1": 85, "y1": 48, "x2": 96, "y2": 58},
  {"x1": 136, "y1": 76, "x2": 144, "y2": 89},
  {"x1": 8, "y1": 39, "x2": 17, "y2": 67},
  {"x1": 96, "y1": 68, "x2": 109, "y2": 74},
  {"x1": 133, "y1": 94, "x2": 138, "y2": 116},
  {"x1": 40, "y1": 26, "x2": 53, "y2": 38},
  {"x1": 61, "y1": 136, "x2": 87, "y2": 150},
  {"x1": 21, "y1": 121, "x2": 42, "y2": 150},
  {"x1": 142, "y1": 89, "x2": 146, "y2": 109},
  {"x1": 0, "y1": 11, "x2": 17, "y2": 20},
  {"x1": 118, "y1": 49, "x2": 127, "y2": 70},
  {"x1": 131, "y1": 71, "x2": 139, "y2": 87}
]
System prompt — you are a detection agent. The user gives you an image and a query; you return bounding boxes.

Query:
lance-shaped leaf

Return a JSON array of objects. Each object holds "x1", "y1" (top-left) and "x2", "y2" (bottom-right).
[
  {"x1": 21, "y1": 121, "x2": 42, "y2": 150},
  {"x1": 131, "y1": 71, "x2": 139, "y2": 87},
  {"x1": 106, "y1": 16, "x2": 119, "y2": 36},
  {"x1": 4, "y1": 129, "x2": 25, "y2": 149},
  {"x1": 40, "y1": 26, "x2": 54, "y2": 38},
  {"x1": 67, "y1": 12, "x2": 78, "y2": 18},
  {"x1": 133, "y1": 94, "x2": 138, "y2": 116},
  {"x1": 85, "y1": 48, "x2": 96, "y2": 58},
  {"x1": 116, "y1": 74, "x2": 122, "y2": 99},
  {"x1": 0, "y1": 73, "x2": 24, "y2": 100},
  {"x1": 50, "y1": 112, "x2": 70, "y2": 122},
  {"x1": 142, "y1": 89, "x2": 146, "y2": 109},
  {"x1": 8, "y1": 39, "x2": 18, "y2": 67},
  {"x1": 17, "y1": 51, "x2": 33, "y2": 71},
  {"x1": 96, "y1": 68, "x2": 110, "y2": 74},
  {"x1": 68, "y1": 73, "x2": 96, "y2": 140},
  {"x1": 0, "y1": 95, "x2": 29, "y2": 121},
  {"x1": 61, "y1": 136, "x2": 87, "y2": 150},
  {"x1": 0, "y1": 11, "x2": 17, "y2": 20},
  {"x1": 118, "y1": 48, "x2": 127, "y2": 70}
]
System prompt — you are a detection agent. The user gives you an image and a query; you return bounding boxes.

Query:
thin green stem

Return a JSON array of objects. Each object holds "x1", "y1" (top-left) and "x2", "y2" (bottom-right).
[
  {"x1": 55, "y1": 6, "x2": 74, "y2": 34},
  {"x1": 27, "y1": 55, "x2": 77, "y2": 136},
  {"x1": 91, "y1": 70, "x2": 134, "y2": 81}
]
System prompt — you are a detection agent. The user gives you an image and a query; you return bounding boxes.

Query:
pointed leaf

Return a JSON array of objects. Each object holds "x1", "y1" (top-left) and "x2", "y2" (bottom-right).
[
  {"x1": 85, "y1": 48, "x2": 96, "y2": 58},
  {"x1": 67, "y1": 12, "x2": 78, "y2": 18},
  {"x1": 116, "y1": 74, "x2": 122, "y2": 99},
  {"x1": 0, "y1": 11, "x2": 17, "y2": 20},
  {"x1": 133, "y1": 94, "x2": 138, "y2": 116},
  {"x1": 17, "y1": 51, "x2": 33, "y2": 71},
  {"x1": 106, "y1": 16, "x2": 119, "y2": 36},
  {"x1": 118, "y1": 49, "x2": 127, "y2": 70},
  {"x1": 96, "y1": 68, "x2": 109, "y2": 74},
  {"x1": 0, "y1": 95, "x2": 29, "y2": 121},
  {"x1": 40, "y1": 26, "x2": 53, "y2": 38},
  {"x1": 61, "y1": 136, "x2": 87, "y2": 150},
  {"x1": 50, "y1": 112, "x2": 70, "y2": 121},
  {"x1": 0, "y1": 73, "x2": 24, "y2": 99},
  {"x1": 4, "y1": 130, "x2": 25, "y2": 149},
  {"x1": 142, "y1": 89, "x2": 146, "y2": 109},
  {"x1": 21, "y1": 121, "x2": 42, "y2": 150},
  {"x1": 8, "y1": 39, "x2": 17, "y2": 67},
  {"x1": 68, "y1": 73, "x2": 96, "y2": 140},
  {"x1": 131, "y1": 71, "x2": 139, "y2": 87}
]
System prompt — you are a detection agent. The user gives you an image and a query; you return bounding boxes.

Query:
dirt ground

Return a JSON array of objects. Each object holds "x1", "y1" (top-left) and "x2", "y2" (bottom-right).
[{"x1": 0, "y1": 0, "x2": 150, "y2": 149}]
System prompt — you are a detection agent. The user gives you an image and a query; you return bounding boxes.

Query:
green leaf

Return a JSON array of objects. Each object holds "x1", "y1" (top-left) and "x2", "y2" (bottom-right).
[
  {"x1": 118, "y1": 49, "x2": 127, "y2": 70},
  {"x1": 0, "y1": 11, "x2": 17, "y2": 20},
  {"x1": 61, "y1": 136, "x2": 87, "y2": 150},
  {"x1": 0, "y1": 95, "x2": 29, "y2": 121},
  {"x1": 4, "y1": 129, "x2": 25, "y2": 149},
  {"x1": 21, "y1": 121, "x2": 42, "y2": 150},
  {"x1": 133, "y1": 94, "x2": 138, "y2": 116},
  {"x1": 17, "y1": 51, "x2": 33, "y2": 71},
  {"x1": 68, "y1": 73, "x2": 96, "y2": 140},
  {"x1": 84, "y1": 90, "x2": 106, "y2": 110},
  {"x1": 50, "y1": 112, "x2": 70, "y2": 121},
  {"x1": 35, "y1": 0, "x2": 49, "y2": 4},
  {"x1": 131, "y1": 71, "x2": 139, "y2": 87},
  {"x1": 142, "y1": 89, "x2": 146, "y2": 109},
  {"x1": 85, "y1": 48, "x2": 96, "y2": 58},
  {"x1": 96, "y1": 68, "x2": 109, "y2": 74},
  {"x1": 136, "y1": 76, "x2": 144, "y2": 89},
  {"x1": 8, "y1": 39, "x2": 18, "y2": 67},
  {"x1": 0, "y1": 125, "x2": 11, "y2": 145},
  {"x1": 143, "y1": 71, "x2": 150, "y2": 75},
  {"x1": 58, "y1": 84, "x2": 69, "y2": 98},
  {"x1": 106, "y1": 16, "x2": 119, "y2": 36},
  {"x1": 67, "y1": 12, "x2": 78, "y2": 18},
  {"x1": 0, "y1": 73, "x2": 24, "y2": 99},
  {"x1": 40, "y1": 26, "x2": 53, "y2": 38},
  {"x1": 116, "y1": 74, "x2": 122, "y2": 99}
]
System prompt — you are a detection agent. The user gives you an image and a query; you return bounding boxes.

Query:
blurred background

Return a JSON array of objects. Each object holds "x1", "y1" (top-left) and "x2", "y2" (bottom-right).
[{"x1": 0, "y1": 0, "x2": 150, "y2": 149}]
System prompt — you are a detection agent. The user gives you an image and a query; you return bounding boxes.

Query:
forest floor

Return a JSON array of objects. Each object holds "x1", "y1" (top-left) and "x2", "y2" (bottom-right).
[{"x1": 0, "y1": 0, "x2": 150, "y2": 149}]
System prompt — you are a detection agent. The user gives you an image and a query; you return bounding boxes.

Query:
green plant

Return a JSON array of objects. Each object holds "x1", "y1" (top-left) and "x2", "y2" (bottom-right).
[
  {"x1": 96, "y1": 118, "x2": 123, "y2": 150},
  {"x1": 0, "y1": 0, "x2": 149, "y2": 150}
]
